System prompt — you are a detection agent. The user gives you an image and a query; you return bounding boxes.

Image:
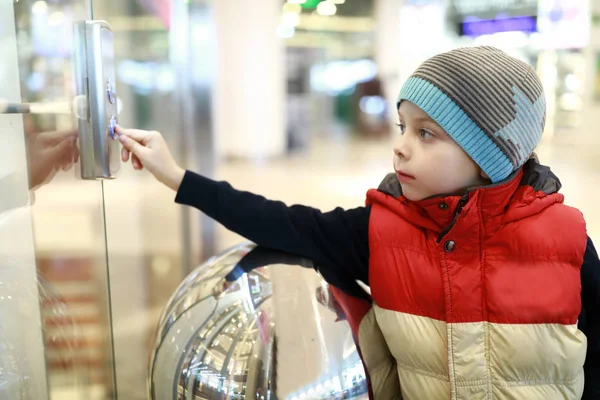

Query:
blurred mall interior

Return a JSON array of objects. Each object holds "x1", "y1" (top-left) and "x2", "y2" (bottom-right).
[{"x1": 1, "y1": 0, "x2": 600, "y2": 399}]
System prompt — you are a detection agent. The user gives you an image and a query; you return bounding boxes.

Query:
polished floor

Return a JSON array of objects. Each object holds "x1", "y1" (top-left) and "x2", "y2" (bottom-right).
[{"x1": 19, "y1": 131, "x2": 600, "y2": 399}]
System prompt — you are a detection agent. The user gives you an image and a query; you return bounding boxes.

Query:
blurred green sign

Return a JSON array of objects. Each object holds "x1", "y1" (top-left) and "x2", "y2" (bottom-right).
[{"x1": 301, "y1": 0, "x2": 321, "y2": 9}]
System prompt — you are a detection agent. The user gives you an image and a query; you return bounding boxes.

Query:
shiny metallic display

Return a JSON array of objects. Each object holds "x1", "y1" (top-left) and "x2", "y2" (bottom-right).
[{"x1": 149, "y1": 243, "x2": 369, "y2": 400}]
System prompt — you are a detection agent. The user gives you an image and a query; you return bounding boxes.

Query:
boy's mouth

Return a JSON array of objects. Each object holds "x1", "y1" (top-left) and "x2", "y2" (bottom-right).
[{"x1": 396, "y1": 170, "x2": 416, "y2": 183}]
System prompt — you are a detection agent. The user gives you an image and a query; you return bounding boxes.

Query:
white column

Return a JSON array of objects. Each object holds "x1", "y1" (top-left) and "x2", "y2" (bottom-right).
[
  {"x1": 213, "y1": 0, "x2": 286, "y2": 159},
  {"x1": 375, "y1": 0, "x2": 451, "y2": 127},
  {"x1": 374, "y1": 0, "x2": 403, "y2": 127}
]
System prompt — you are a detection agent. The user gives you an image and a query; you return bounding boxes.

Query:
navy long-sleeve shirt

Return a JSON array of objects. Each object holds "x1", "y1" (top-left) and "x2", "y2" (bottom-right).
[{"x1": 175, "y1": 170, "x2": 600, "y2": 398}]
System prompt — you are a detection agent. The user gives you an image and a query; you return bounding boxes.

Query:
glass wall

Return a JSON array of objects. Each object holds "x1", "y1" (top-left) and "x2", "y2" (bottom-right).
[
  {"x1": 0, "y1": 0, "x2": 212, "y2": 398},
  {"x1": 1, "y1": 0, "x2": 117, "y2": 398}
]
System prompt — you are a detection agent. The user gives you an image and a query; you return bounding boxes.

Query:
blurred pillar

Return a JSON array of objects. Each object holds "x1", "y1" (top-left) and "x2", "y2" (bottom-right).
[
  {"x1": 170, "y1": 0, "x2": 218, "y2": 264},
  {"x1": 213, "y1": 0, "x2": 286, "y2": 159},
  {"x1": 374, "y1": 0, "x2": 403, "y2": 127},
  {"x1": 374, "y1": 0, "x2": 451, "y2": 126},
  {"x1": 582, "y1": 0, "x2": 600, "y2": 143}
]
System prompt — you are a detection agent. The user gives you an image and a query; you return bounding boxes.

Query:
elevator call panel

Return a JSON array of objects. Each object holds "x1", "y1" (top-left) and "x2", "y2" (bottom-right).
[{"x1": 74, "y1": 20, "x2": 120, "y2": 180}]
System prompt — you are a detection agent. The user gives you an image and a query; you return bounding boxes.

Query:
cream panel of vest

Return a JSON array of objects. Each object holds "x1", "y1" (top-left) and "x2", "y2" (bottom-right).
[
  {"x1": 491, "y1": 374, "x2": 584, "y2": 400},
  {"x1": 357, "y1": 308, "x2": 402, "y2": 400},
  {"x1": 374, "y1": 306, "x2": 449, "y2": 378},
  {"x1": 447, "y1": 321, "x2": 488, "y2": 386},
  {"x1": 488, "y1": 322, "x2": 586, "y2": 385},
  {"x1": 396, "y1": 366, "x2": 450, "y2": 400},
  {"x1": 370, "y1": 305, "x2": 587, "y2": 400}
]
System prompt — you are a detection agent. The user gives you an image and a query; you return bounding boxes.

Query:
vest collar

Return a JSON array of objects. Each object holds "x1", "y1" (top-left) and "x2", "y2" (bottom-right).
[{"x1": 372, "y1": 157, "x2": 562, "y2": 231}]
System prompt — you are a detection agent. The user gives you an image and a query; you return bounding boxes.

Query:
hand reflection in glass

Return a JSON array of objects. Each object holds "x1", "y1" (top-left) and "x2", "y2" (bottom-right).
[{"x1": 25, "y1": 127, "x2": 79, "y2": 190}]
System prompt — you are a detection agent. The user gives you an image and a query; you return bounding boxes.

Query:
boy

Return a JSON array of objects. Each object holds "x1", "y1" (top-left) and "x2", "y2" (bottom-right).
[{"x1": 117, "y1": 46, "x2": 600, "y2": 399}]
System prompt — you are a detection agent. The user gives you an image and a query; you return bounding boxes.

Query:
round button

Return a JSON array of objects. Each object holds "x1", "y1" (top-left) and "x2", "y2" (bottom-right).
[
  {"x1": 444, "y1": 240, "x2": 456, "y2": 253},
  {"x1": 106, "y1": 79, "x2": 116, "y2": 104},
  {"x1": 439, "y1": 202, "x2": 448, "y2": 210},
  {"x1": 109, "y1": 115, "x2": 118, "y2": 139}
]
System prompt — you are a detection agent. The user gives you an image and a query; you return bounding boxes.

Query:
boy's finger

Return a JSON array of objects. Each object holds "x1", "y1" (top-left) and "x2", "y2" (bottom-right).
[
  {"x1": 115, "y1": 125, "x2": 152, "y2": 143},
  {"x1": 121, "y1": 146, "x2": 130, "y2": 162},
  {"x1": 132, "y1": 154, "x2": 144, "y2": 170},
  {"x1": 118, "y1": 134, "x2": 147, "y2": 157}
]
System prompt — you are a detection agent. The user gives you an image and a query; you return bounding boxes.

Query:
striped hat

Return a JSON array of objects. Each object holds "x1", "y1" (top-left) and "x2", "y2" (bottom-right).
[{"x1": 398, "y1": 46, "x2": 546, "y2": 183}]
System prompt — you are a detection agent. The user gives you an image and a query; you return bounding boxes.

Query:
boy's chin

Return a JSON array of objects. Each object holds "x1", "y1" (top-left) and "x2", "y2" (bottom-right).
[{"x1": 400, "y1": 186, "x2": 428, "y2": 202}]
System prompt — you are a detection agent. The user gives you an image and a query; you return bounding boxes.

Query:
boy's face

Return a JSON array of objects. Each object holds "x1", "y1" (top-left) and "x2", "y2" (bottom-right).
[{"x1": 393, "y1": 101, "x2": 488, "y2": 201}]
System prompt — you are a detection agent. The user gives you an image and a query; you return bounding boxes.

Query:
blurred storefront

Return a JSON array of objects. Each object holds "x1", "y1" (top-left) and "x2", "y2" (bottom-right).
[
  {"x1": 277, "y1": 0, "x2": 391, "y2": 142},
  {"x1": 301, "y1": 0, "x2": 596, "y2": 142}
]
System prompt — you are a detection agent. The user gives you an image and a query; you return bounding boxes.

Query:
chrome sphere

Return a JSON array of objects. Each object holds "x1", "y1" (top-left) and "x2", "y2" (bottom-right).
[{"x1": 148, "y1": 243, "x2": 369, "y2": 400}]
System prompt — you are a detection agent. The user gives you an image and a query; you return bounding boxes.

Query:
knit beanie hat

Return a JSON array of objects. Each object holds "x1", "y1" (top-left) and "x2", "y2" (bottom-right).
[{"x1": 397, "y1": 46, "x2": 546, "y2": 183}]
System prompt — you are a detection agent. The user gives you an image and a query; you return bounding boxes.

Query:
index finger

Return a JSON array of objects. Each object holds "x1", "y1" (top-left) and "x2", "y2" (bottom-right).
[{"x1": 115, "y1": 125, "x2": 153, "y2": 143}]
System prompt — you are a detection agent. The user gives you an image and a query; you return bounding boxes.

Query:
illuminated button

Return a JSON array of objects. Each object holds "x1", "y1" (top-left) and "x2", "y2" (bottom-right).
[
  {"x1": 106, "y1": 78, "x2": 116, "y2": 104},
  {"x1": 109, "y1": 115, "x2": 118, "y2": 139}
]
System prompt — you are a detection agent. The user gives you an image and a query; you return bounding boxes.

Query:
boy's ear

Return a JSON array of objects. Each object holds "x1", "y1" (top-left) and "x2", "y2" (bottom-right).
[{"x1": 480, "y1": 170, "x2": 490, "y2": 180}]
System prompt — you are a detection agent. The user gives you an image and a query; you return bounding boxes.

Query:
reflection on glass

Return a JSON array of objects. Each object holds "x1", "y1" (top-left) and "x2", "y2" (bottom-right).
[{"x1": 23, "y1": 117, "x2": 80, "y2": 192}]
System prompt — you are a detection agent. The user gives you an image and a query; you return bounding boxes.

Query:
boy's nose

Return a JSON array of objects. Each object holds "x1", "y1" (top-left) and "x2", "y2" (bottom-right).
[{"x1": 393, "y1": 134, "x2": 410, "y2": 159}]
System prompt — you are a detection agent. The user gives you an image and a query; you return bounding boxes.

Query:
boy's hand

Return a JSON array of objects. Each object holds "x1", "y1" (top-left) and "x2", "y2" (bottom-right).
[{"x1": 116, "y1": 126, "x2": 185, "y2": 191}]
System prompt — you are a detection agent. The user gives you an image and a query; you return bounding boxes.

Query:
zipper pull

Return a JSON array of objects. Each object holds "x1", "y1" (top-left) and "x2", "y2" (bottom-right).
[
  {"x1": 436, "y1": 194, "x2": 470, "y2": 243},
  {"x1": 455, "y1": 194, "x2": 469, "y2": 215}
]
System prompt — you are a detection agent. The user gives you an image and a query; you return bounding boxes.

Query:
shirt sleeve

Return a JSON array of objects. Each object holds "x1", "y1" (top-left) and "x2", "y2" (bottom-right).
[
  {"x1": 174, "y1": 170, "x2": 371, "y2": 286},
  {"x1": 579, "y1": 236, "x2": 600, "y2": 399}
]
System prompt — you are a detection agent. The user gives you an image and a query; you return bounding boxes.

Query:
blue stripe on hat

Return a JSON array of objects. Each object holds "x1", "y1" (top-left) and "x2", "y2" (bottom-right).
[
  {"x1": 493, "y1": 86, "x2": 545, "y2": 167},
  {"x1": 398, "y1": 77, "x2": 513, "y2": 183}
]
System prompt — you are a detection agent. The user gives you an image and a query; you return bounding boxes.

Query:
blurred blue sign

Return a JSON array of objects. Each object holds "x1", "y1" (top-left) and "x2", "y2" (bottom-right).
[{"x1": 460, "y1": 15, "x2": 537, "y2": 36}]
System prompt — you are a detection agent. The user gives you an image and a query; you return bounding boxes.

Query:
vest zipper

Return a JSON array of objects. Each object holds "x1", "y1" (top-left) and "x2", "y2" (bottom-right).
[{"x1": 436, "y1": 194, "x2": 469, "y2": 243}]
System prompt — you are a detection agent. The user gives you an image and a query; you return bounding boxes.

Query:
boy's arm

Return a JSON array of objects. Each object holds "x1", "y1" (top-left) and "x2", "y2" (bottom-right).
[
  {"x1": 580, "y1": 237, "x2": 600, "y2": 399},
  {"x1": 175, "y1": 170, "x2": 371, "y2": 286}
]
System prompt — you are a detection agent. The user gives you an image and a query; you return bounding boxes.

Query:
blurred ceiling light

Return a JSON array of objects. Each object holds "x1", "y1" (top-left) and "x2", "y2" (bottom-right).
[
  {"x1": 276, "y1": 24, "x2": 296, "y2": 39},
  {"x1": 282, "y1": 3, "x2": 302, "y2": 14},
  {"x1": 31, "y1": 0, "x2": 47, "y2": 14},
  {"x1": 331, "y1": 0, "x2": 346, "y2": 3},
  {"x1": 288, "y1": 0, "x2": 307, "y2": 3},
  {"x1": 282, "y1": 12, "x2": 300, "y2": 27},
  {"x1": 565, "y1": 74, "x2": 580, "y2": 91},
  {"x1": 48, "y1": 11, "x2": 65, "y2": 26},
  {"x1": 360, "y1": 96, "x2": 386, "y2": 115},
  {"x1": 317, "y1": 0, "x2": 337, "y2": 16}
]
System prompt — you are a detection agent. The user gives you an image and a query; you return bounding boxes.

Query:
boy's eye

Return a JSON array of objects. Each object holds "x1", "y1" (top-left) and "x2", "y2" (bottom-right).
[
  {"x1": 396, "y1": 123, "x2": 406, "y2": 134},
  {"x1": 420, "y1": 129, "x2": 434, "y2": 140}
]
